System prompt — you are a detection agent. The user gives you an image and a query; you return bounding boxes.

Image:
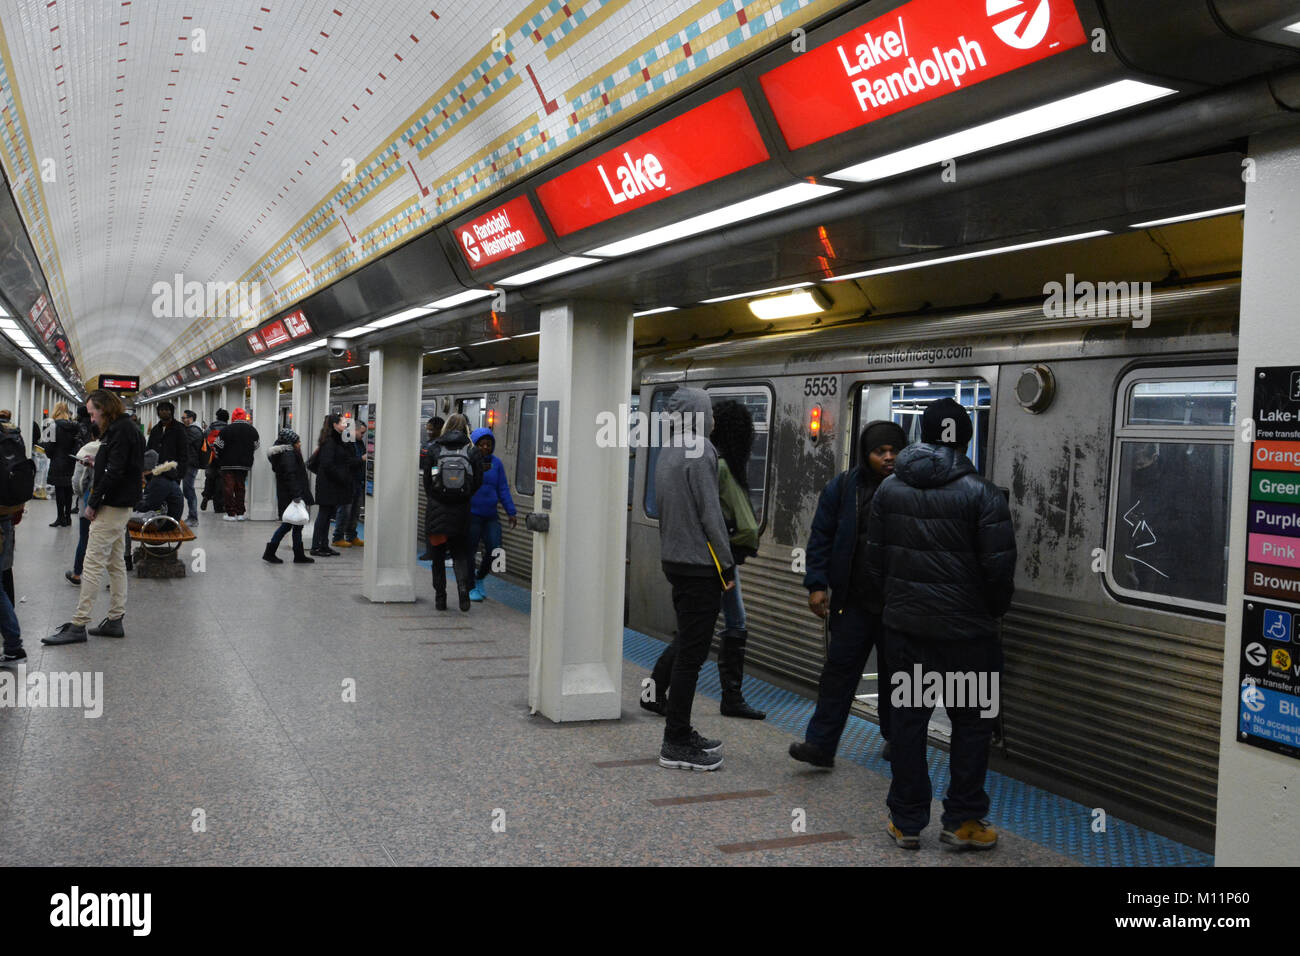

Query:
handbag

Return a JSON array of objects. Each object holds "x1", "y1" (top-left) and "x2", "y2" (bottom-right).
[{"x1": 282, "y1": 498, "x2": 310, "y2": 526}]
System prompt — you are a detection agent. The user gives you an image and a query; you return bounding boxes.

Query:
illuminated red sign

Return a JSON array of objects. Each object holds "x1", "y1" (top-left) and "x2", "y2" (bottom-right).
[
  {"x1": 98, "y1": 375, "x2": 139, "y2": 391},
  {"x1": 760, "y1": 0, "x2": 1086, "y2": 150},
  {"x1": 247, "y1": 332, "x2": 266, "y2": 354},
  {"x1": 261, "y1": 319, "x2": 290, "y2": 349},
  {"x1": 457, "y1": 195, "x2": 548, "y2": 270},
  {"x1": 536, "y1": 456, "x2": 558, "y2": 483},
  {"x1": 205, "y1": 356, "x2": 218, "y2": 371},
  {"x1": 284, "y1": 308, "x2": 312, "y2": 338},
  {"x1": 535, "y1": 88, "x2": 769, "y2": 237}
]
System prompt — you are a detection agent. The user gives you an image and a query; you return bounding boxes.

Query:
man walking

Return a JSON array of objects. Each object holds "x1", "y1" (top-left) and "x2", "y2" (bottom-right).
[
  {"x1": 214, "y1": 407, "x2": 259, "y2": 521},
  {"x1": 867, "y1": 398, "x2": 1016, "y2": 851},
  {"x1": 180, "y1": 409, "x2": 204, "y2": 525},
  {"x1": 332, "y1": 420, "x2": 367, "y2": 547}
]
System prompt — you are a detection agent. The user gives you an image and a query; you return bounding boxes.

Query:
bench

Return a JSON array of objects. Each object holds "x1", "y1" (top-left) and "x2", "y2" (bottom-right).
[{"x1": 128, "y1": 515, "x2": 195, "y2": 578}]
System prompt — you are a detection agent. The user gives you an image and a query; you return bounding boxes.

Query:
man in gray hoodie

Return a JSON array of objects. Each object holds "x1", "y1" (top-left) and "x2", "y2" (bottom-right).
[{"x1": 651, "y1": 388, "x2": 735, "y2": 771}]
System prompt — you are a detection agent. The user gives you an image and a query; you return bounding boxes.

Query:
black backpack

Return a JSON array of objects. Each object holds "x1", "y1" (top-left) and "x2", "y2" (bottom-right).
[
  {"x1": 430, "y1": 442, "x2": 473, "y2": 497},
  {"x1": 0, "y1": 430, "x2": 35, "y2": 506}
]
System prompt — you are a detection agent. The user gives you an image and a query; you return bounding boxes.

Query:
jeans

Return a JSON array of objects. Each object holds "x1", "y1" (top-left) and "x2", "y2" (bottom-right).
[
  {"x1": 430, "y1": 534, "x2": 471, "y2": 596},
  {"x1": 162, "y1": 478, "x2": 184, "y2": 520},
  {"x1": 333, "y1": 487, "x2": 363, "y2": 541},
  {"x1": 720, "y1": 567, "x2": 745, "y2": 630},
  {"x1": 312, "y1": 505, "x2": 338, "y2": 552},
  {"x1": 73, "y1": 516, "x2": 90, "y2": 576},
  {"x1": 804, "y1": 604, "x2": 889, "y2": 756},
  {"x1": 0, "y1": 583, "x2": 20, "y2": 653},
  {"x1": 182, "y1": 466, "x2": 198, "y2": 519},
  {"x1": 222, "y1": 470, "x2": 247, "y2": 516},
  {"x1": 660, "y1": 571, "x2": 723, "y2": 744},
  {"x1": 203, "y1": 466, "x2": 224, "y2": 511},
  {"x1": 73, "y1": 505, "x2": 130, "y2": 627},
  {"x1": 885, "y1": 629, "x2": 1002, "y2": 834},
  {"x1": 270, "y1": 522, "x2": 304, "y2": 551},
  {"x1": 467, "y1": 513, "x2": 503, "y2": 580}
]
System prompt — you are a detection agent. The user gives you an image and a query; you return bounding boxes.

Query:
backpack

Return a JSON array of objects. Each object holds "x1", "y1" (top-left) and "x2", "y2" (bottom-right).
[
  {"x1": 430, "y1": 442, "x2": 473, "y2": 497},
  {"x1": 0, "y1": 430, "x2": 36, "y2": 507}
]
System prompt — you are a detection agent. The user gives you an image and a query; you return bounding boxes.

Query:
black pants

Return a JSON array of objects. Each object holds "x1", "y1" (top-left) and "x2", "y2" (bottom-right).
[
  {"x1": 202, "y1": 466, "x2": 224, "y2": 510},
  {"x1": 430, "y1": 535, "x2": 471, "y2": 596},
  {"x1": 312, "y1": 505, "x2": 337, "y2": 551},
  {"x1": 804, "y1": 604, "x2": 890, "y2": 754},
  {"x1": 886, "y1": 629, "x2": 1002, "y2": 834},
  {"x1": 54, "y1": 485, "x2": 73, "y2": 523},
  {"x1": 659, "y1": 571, "x2": 723, "y2": 744}
]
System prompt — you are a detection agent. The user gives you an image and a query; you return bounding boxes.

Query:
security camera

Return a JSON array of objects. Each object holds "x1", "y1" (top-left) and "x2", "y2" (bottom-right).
[{"x1": 327, "y1": 337, "x2": 348, "y2": 358}]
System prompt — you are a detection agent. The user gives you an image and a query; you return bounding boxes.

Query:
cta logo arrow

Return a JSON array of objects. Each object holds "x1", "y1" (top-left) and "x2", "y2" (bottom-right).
[
  {"x1": 1241, "y1": 683, "x2": 1266, "y2": 713},
  {"x1": 987, "y1": 0, "x2": 1052, "y2": 50}
]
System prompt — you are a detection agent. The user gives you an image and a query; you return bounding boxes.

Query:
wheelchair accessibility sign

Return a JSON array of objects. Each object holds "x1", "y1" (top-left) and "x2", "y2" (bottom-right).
[{"x1": 1264, "y1": 608, "x2": 1292, "y2": 642}]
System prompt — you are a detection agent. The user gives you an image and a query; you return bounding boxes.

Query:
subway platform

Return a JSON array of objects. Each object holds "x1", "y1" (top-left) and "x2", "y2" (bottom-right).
[{"x1": 0, "y1": 498, "x2": 1209, "y2": 867}]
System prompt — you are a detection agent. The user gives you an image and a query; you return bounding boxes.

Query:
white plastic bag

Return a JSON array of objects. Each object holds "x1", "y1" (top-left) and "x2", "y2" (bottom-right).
[{"x1": 282, "y1": 499, "x2": 310, "y2": 526}]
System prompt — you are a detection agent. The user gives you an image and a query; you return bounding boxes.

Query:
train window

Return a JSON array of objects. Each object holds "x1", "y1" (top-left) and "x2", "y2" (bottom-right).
[
  {"x1": 515, "y1": 394, "x2": 537, "y2": 496},
  {"x1": 706, "y1": 386, "x2": 773, "y2": 524},
  {"x1": 627, "y1": 392, "x2": 640, "y2": 506},
  {"x1": 507, "y1": 395, "x2": 517, "y2": 449},
  {"x1": 854, "y1": 379, "x2": 992, "y2": 473},
  {"x1": 1107, "y1": 367, "x2": 1236, "y2": 613},
  {"x1": 642, "y1": 387, "x2": 676, "y2": 519}
]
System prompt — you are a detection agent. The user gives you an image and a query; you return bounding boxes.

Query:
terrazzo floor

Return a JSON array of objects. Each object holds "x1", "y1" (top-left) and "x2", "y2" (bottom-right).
[{"x1": 0, "y1": 498, "x2": 1076, "y2": 866}]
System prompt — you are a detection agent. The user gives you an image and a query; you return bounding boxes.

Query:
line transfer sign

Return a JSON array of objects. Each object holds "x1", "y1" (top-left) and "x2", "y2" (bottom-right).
[
  {"x1": 760, "y1": 0, "x2": 1087, "y2": 151},
  {"x1": 457, "y1": 196, "x2": 548, "y2": 271}
]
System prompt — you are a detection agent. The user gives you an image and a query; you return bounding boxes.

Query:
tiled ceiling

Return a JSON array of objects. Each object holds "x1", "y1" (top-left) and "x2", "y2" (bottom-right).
[{"x1": 0, "y1": 0, "x2": 839, "y2": 385}]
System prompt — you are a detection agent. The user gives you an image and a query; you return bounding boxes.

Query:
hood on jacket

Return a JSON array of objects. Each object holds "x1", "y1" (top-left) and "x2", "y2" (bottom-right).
[
  {"x1": 151, "y1": 460, "x2": 179, "y2": 476},
  {"x1": 267, "y1": 443, "x2": 296, "y2": 457},
  {"x1": 470, "y1": 427, "x2": 495, "y2": 458},
  {"x1": 893, "y1": 442, "x2": 975, "y2": 489},
  {"x1": 434, "y1": 430, "x2": 470, "y2": 448},
  {"x1": 665, "y1": 387, "x2": 712, "y2": 460}
]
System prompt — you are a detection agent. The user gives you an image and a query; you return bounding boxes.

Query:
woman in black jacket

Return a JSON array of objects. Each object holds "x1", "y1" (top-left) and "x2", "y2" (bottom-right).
[
  {"x1": 308, "y1": 414, "x2": 354, "y2": 557},
  {"x1": 423, "y1": 414, "x2": 483, "y2": 611},
  {"x1": 263, "y1": 428, "x2": 315, "y2": 564},
  {"x1": 46, "y1": 403, "x2": 81, "y2": 526}
]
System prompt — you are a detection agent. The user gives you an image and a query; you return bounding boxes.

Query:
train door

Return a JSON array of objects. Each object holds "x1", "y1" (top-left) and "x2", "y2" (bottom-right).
[
  {"x1": 847, "y1": 370, "x2": 999, "y2": 742},
  {"x1": 456, "y1": 395, "x2": 485, "y2": 431}
]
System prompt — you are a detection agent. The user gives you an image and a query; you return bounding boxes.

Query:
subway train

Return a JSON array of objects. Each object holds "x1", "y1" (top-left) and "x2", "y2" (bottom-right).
[{"x1": 291, "y1": 279, "x2": 1237, "y2": 845}]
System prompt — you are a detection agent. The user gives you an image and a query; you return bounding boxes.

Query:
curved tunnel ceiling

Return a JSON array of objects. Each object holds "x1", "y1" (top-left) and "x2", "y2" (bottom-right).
[{"x1": 0, "y1": 0, "x2": 843, "y2": 386}]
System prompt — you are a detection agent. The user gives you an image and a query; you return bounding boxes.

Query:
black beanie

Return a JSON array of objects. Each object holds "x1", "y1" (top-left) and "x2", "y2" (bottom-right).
[
  {"x1": 921, "y1": 398, "x2": 973, "y2": 447},
  {"x1": 860, "y1": 420, "x2": 907, "y2": 456}
]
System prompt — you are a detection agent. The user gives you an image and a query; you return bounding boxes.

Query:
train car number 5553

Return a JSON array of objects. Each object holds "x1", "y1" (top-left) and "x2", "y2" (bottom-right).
[{"x1": 804, "y1": 376, "x2": 838, "y2": 396}]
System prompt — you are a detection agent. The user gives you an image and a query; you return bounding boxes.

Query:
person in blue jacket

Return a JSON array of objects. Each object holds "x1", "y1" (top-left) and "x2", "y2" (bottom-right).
[{"x1": 466, "y1": 427, "x2": 517, "y2": 601}]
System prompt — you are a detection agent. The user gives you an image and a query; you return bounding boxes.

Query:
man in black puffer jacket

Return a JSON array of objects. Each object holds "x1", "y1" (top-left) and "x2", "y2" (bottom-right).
[{"x1": 867, "y1": 398, "x2": 1016, "y2": 852}]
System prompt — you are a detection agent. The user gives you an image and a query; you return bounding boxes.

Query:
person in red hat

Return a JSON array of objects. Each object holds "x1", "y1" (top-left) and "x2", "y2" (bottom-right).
[{"x1": 212, "y1": 407, "x2": 259, "y2": 521}]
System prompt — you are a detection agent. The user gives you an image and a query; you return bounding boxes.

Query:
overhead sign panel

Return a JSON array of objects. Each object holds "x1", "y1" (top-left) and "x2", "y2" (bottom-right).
[
  {"x1": 283, "y1": 308, "x2": 312, "y2": 338},
  {"x1": 457, "y1": 195, "x2": 548, "y2": 270},
  {"x1": 98, "y1": 375, "x2": 139, "y2": 392},
  {"x1": 536, "y1": 88, "x2": 770, "y2": 237},
  {"x1": 246, "y1": 332, "x2": 266, "y2": 354},
  {"x1": 260, "y1": 318, "x2": 291, "y2": 349},
  {"x1": 760, "y1": 0, "x2": 1088, "y2": 151}
]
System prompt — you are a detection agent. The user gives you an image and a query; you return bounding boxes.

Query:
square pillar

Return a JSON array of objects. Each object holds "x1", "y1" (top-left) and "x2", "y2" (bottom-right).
[
  {"x1": 361, "y1": 344, "x2": 422, "y2": 603},
  {"x1": 1216, "y1": 125, "x2": 1300, "y2": 865},
  {"x1": 26, "y1": 376, "x2": 36, "y2": 436},
  {"x1": 248, "y1": 372, "x2": 280, "y2": 521},
  {"x1": 528, "y1": 299, "x2": 632, "y2": 722},
  {"x1": 0, "y1": 367, "x2": 18, "y2": 422},
  {"x1": 291, "y1": 362, "x2": 330, "y2": 451}
]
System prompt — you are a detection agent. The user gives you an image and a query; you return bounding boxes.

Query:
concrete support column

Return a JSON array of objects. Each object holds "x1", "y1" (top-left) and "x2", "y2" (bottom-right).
[
  {"x1": 528, "y1": 299, "x2": 632, "y2": 722},
  {"x1": 1216, "y1": 125, "x2": 1300, "y2": 865},
  {"x1": 291, "y1": 362, "x2": 329, "y2": 451},
  {"x1": 248, "y1": 372, "x2": 279, "y2": 521},
  {"x1": 37, "y1": 384, "x2": 46, "y2": 422},
  {"x1": 219, "y1": 384, "x2": 229, "y2": 414},
  {"x1": 13, "y1": 369, "x2": 23, "y2": 429},
  {"x1": 0, "y1": 367, "x2": 18, "y2": 422},
  {"x1": 361, "y1": 344, "x2": 421, "y2": 603},
  {"x1": 26, "y1": 376, "x2": 35, "y2": 437}
]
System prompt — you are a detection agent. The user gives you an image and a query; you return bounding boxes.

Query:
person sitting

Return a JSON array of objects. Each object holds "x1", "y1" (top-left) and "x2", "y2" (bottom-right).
[{"x1": 134, "y1": 449, "x2": 183, "y2": 521}]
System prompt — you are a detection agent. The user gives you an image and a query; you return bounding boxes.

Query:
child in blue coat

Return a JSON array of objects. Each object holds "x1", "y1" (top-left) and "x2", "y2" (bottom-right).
[{"x1": 467, "y1": 427, "x2": 517, "y2": 601}]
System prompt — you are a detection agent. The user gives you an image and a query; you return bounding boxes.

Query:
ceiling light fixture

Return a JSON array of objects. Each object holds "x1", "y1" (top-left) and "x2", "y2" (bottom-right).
[
  {"x1": 429, "y1": 289, "x2": 495, "y2": 310},
  {"x1": 1129, "y1": 204, "x2": 1246, "y2": 229},
  {"x1": 1284, "y1": 19, "x2": 1300, "y2": 34},
  {"x1": 828, "y1": 80, "x2": 1177, "y2": 184},
  {"x1": 703, "y1": 282, "x2": 813, "y2": 305},
  {"x1": 334, "y1": 325, "x2": 376, "y2": 339},
  {"x1": 368, "y1": 306, "x2": 437, "y2": 329},
  {"x1": 586, "y1": 182, "x2": 841, "y2": 258},
  {"x1": 749, "y1": 286, "x2": 832, "y2": 320},
  {"x1": 632, "y1": 306, "x2": 679, "y2": 317},
  {"x1": 827, "y1": 230, "x2": 1111, "y2": 282},
  {"x1": 495, "y1": 257, "x2": 601, "y2": 287}
]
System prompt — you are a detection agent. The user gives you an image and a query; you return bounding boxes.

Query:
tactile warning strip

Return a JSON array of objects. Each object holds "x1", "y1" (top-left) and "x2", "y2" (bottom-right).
[{"x1": 480, "y1": 573, "x2": 1213, "y2": 867}]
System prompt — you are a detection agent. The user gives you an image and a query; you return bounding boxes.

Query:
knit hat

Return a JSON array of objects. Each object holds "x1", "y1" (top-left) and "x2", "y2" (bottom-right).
[
  {"x1": 231, "y1": 407, "x2": 249, "y2": 422},
  {"x1": 860, "y1": 420, "x2": 908, "y2": 456},
  {"x1": 921, "y1": 398, "x2": 974, "y2": 448},
  {"x1": 277, "y1": 428, "x2": 300, "y2": 446},
  {"x1": 143, "y1": 449, "x2": 159, "y2": 472}
]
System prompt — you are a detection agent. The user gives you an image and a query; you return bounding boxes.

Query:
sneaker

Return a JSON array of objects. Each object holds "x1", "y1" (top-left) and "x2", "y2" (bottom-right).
[
  {"x1": 887, "y1": 822, "x2": 920, "y2": 850},
  {"x1": 658, "y1": 740, "x2": 722, "y2": 771},
  {"x1": 468, "y1": 587, "x2": 485, "y2": 602},
  {"x1": 333, "y1": 539, "x2": 352, "y2": 548},
  {"x1": 65, "y1": 571, "x2": 81, "y2": 587},
  {"x1": 689, "y1": 730, "x2": 722, "y2": 754},
  {"x1": 88, "y1": 616, "x2": 125, "y2": 638},
  {"x1": 351, "y1": 537, "x2": 363, "y2": 547},
  {"x1": 0, "y1": 648, "x2": 25, "y2": 667},
  {"x1": 309, "y1": 548, "x2": 336, "y2": 557},
  {"x1": 236, "y1": 514, "x2": 247, "y2": 521},
  {"x1": 639, "y1": 697, "x2": 667, "y2": 716},
  {"x1": 188, "y1": 515, "x2": 199, "y2": 526},
  {"x1": 940, "y1": 820, "x2": 998, "y2": 850},
  {"x1": 789, "y1": 741, "x2": 835, "y2": 769},
  {"x1": 42, "y1": 623, "x2": 87, "y2": 645},
  {"x1": 223, "y1": 514, "x2": 237, "y2": 522}
]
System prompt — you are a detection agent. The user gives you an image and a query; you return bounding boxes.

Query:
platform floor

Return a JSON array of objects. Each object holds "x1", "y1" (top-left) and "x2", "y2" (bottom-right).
[{"x1": 0, "y1": 498, "x2": 1208, "y2": 866}]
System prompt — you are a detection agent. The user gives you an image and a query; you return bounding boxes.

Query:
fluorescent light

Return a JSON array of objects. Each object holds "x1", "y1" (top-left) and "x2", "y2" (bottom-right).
[
  {"x1": 512, "y1": 331, "x2": 540, "y2": 338},
  {"x1": 429, "y1": 289, "x2": 494, "y2": 309},
  {"x1": 749, "y1": 287, "x2": 831, "y2": 320},
  {"x1": 1130, "y1": 204, "x2": 1245, "y2": 229},
  {"x1": 0, "y1": 319, "x2": 18, "y2": 331},
  {"x1": 703, "y1": 282, "x2": 812, "y2": 305},
  {"x1": 424, "y1": 345, "x2": 465, "y2": 355},
  {"x1": 633, "y1": 306, "x2": 678, "y2": 317},
  {"x1": 468, "y1": 337, "x2": 508, "y2": 346},
  {"x1": 827, "y1": 230, "x2": 1110, "y2": 282},
  {"x1": 369, "y1": 306, "x2": 436, "y2": 329},
  {"x1": 586, "y1": 182, "x2": 840, "y2": 257},
  {"x1": 0, "y1": 304, "x2": 8, "y2": 317},
  {"x1": 912, "y1": 380, "x2": 931, "y2": 387},
  {"x1": 3, "y1": 328, "x2": 34, "y2": 348},
  {"x1": 334, "y1": 325, "x2": 376, "y2": 339},
  {"x1": 495, "y1": 256, "x2": 600, "y2": 287},
  {"x1": 828, "y1": 80, "x2": 1177, "y2": 184},
  {"x1": 1285, "y1": 19, "x2": 1300, "y2": 34}
]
